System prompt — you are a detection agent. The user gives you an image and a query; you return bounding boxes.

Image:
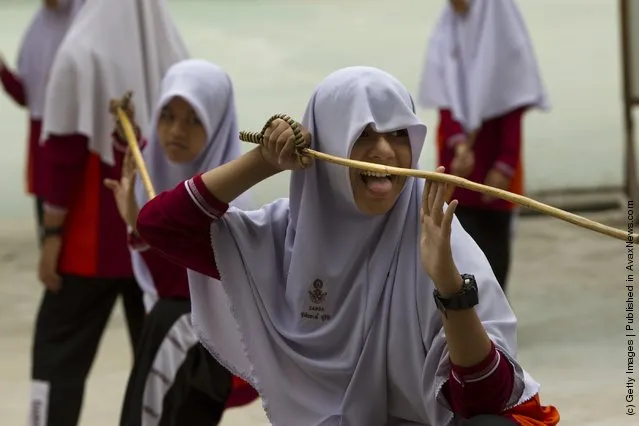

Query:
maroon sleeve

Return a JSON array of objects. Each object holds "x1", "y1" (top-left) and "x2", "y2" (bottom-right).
[
  {"x1": 439, "y1": 109, "x2": 468, "y2": 169},
  {"x1": 0, "y1": 65, "x2": 27, "y2": 107},
  {"x1": 136, "y1": 174, "x2": 229, "y2": 278},
  {"x1": 439, "y1": 109, "x2": 467, "y2": 148},
  {"x1": 441, "y1": 342, "x2": 515, "y2": 418},
  {"x1": 43, "y1": 134, "x2": 89, "y2": 209},
  {"x1": 493, "y1": 107, "x2": 525, "y2": 178}
]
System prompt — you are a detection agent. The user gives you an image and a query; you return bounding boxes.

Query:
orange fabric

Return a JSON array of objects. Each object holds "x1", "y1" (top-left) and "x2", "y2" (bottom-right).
[
  {"x1": 226, "y1": 375, "x2": 259, "y2": 408},
  {"x1": 232, "y1": 376, "x2": 249, "y2": 388},
  {"x1": 436, "y1": 123, "x2": 524, "y2": 211},
  {"x1": 59, "y1": 154, "x2": 101, "y2": 276},
  {"x1": 503, "y1": 394, "x2": 560, "y2": 425}
]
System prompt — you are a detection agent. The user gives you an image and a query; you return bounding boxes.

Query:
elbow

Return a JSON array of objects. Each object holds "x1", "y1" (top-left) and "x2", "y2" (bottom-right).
[{"x1": 447, "y1": 348, "x2": 515, "y2": 418}]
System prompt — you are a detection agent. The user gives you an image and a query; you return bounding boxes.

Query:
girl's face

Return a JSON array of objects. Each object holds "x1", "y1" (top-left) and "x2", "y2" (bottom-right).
[
  {"x1": 43, "y1": 0, "x2": 59, "y2": 9},
  {"x1": 450, "y1": 0, "x2": 470, "y2": 15},
  {"x1": 156, "y1": 96, "x2": 207, "y2": 163},
  {"x1": 348, "y1": 125, "x2": 412, "y2": 215}
]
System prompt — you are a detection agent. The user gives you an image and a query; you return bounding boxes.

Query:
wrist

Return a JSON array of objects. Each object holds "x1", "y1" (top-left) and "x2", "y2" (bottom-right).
[
  {"x1": 435, "y1": 275, "x2": 464, "y2": 298},
  {"x1": 41, "y1": 225, "x2": 64, "y2": 241},
  {"x1": 250, "y1": 147, "x2": 282, "y2": 178},
  {"x1": 433, "y1": 274, "x2": 479, "y2": 318},
  {"x1": 125, "y1": 212, "x2": 139, "y2": 230},
  {"x1": 432, "y1": 264, "x2": 463, "y2": 296}
]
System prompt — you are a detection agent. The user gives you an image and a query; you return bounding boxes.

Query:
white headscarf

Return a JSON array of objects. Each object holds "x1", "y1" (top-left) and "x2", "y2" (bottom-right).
[
  {"x1": 41, "y1": 0, "x2": 189, "y2": 165},
  {"x1": 16, "y1": 0, "x2": 85, "y2": 118},
  {"x1": 418, "y1": 0, "x2": 549, "y2": 133},
  {"x1": 131, "y1": 59, "x2": 251, "y2": 309},
  {"x1": 190, "y1": 66, "x2": 540, "y2": 425}
]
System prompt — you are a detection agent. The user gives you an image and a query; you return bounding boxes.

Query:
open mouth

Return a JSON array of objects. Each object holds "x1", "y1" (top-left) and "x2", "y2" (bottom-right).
[
  {"x1": 360, "y1": 170, "x2": 394, "y2": 195},
  {"x1": 166, "y1": 141, "x2": 186, "y2": 149}
]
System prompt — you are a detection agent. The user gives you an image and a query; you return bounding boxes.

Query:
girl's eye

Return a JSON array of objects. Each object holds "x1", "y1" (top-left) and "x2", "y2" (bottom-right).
[{"x1": 390, "y1": 129, "x2": 408, "y2": 137}]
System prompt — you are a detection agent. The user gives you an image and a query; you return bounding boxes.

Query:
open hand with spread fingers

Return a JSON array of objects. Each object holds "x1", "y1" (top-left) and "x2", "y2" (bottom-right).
[
  {"x1": 104, "y1": 148, "x2": 139, "y2": 229},
  {"x1": 420, "y1": 166, "x2": 463, "y2": 296}
]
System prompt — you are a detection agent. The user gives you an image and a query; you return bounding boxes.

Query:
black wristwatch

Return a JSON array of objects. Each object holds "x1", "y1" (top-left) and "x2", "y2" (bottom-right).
[
  {"x1": 433, "y1": 274, "x2": 479, "y2": 318},
  {"x1": 41, "y1": 226, "x2": 64, "y2": 240}
]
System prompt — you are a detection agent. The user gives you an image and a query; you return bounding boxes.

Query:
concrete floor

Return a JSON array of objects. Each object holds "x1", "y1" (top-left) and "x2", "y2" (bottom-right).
[{"x1": 0, "y1": 209, "x2": 635, "y2": 425}]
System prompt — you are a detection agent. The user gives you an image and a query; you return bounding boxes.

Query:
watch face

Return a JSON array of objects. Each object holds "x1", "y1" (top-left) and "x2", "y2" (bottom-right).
[{"x1": 461, "y1": 274, "x2": 476, "y2": 285}]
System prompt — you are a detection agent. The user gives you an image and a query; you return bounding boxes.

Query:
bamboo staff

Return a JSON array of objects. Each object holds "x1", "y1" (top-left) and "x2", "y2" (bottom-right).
[
  {"x1": 240, "y1": 114, "x2": 639, "y2": 244},
  {"x1": 115, "y1": 95, "x2": 156, "y2": 199}
]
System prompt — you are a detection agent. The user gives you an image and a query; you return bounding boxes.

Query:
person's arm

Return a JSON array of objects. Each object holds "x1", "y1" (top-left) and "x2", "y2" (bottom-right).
[
  {"x1": 421, "y1": 176, "x2": 514, "y2": 416},
  {"x1": 480, "y1": 107, "x2": 525, "y2": 202},
  {"x1": 438, "y1": 110, "x2": 467, "y2": 167},
  {"x1": 135, "y1": 174, "x2": 229, "y2": 278},
  {"x1": 431, "y1": 263, "x2": 515, "y2": 417},
  {"x1": 436, "y1": 275, "x2": 514, "y2": 416},
  {"x1": 104, "y1": 132, "x2": 147, "y2": 231},
  {"x1": 139, "y1": 117, "x2": 308, "y2": 275},
  {"x1": 0, "y1": 60, "x2": 27, "y2": 107},
  {"x1": 200, "y1": 146, "x2": 280, "y2": 203},
  {"x1": 442, "y1": 344, "x2": 515, "y2": 417},
  {"x1": 37, "y1": 134, "x2": 89, "y2": 291},
  {"x1": 439, "y1": 110, "x2": 477, "y2": 185},
  {"x1": 439, "y1": 109, "x2": 466, "y2": 148},
  {"x1": 136, "y1": 148, "x2": 280, "y2": 276},
  {"x1": 42, "y1": 134, "x2": 90, "y2": 227},
  {"x1": 493, "y1": 107, "x2": 525, "y2": 178}
]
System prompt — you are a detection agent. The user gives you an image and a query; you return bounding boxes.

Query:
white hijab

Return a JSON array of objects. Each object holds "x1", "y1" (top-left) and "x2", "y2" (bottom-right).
[
  {"x1": 418, "y1": 0, "x2": 549, "y2": 133},
  {"x1": 41, "y1": 0, "x2": 189, "y2": 165},
  {"x1": 16, "y1": 0, "x2": 84, "y2": 118},
  {"x1": 131, "y1": 59, "x2": 252, "y2": 310},
  {"x1": 190, "y1": 66, "x2": 540, "y2": 425}
]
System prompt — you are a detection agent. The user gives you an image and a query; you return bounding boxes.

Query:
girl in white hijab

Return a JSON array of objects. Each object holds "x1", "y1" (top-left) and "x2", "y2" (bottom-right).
[
  {"x1": 417, "y1": 0, "x2": 550, "y2": 293},
  {"x1": 30, "y1": 1, "x2": 188, "y2": 425},
  {"x1": 135, "y1": 66, "x2": 559, "y2": 425},
  {"x1": 105, "y1": 59, "x2": 258, "y2": 425},
  {"x1": 0, "y1": 0, "x2": 84, "y2": 241}
]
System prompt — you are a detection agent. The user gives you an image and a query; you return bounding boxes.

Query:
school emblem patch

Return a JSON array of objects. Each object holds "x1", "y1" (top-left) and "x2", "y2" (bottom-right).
[{"x1": 308, "y1": 279, "x2": 327, "y2": 305}]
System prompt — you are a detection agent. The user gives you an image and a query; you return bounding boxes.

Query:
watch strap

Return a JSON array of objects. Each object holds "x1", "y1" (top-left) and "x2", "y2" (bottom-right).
[
  {"x1": 41, "y1": 225, "x2": 64, "y2": 240},
  {"x1": 433, "y1": 274, "x2": 479, "y2": 316}
]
